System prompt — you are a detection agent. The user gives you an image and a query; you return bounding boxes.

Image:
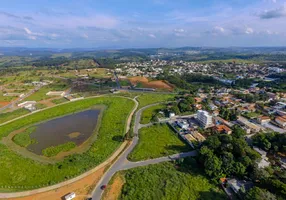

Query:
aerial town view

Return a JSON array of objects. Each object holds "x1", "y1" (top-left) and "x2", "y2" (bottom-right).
[{"x1": 0, "y1": 0, "x2": 286, "y2": 200}]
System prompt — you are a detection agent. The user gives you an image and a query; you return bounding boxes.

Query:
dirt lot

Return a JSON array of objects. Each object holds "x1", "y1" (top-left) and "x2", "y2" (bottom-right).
[
  {"x1": 128, "y1": 77, "x2": 174, "y2": 91},
  {"x1": 0, "y1": 102, "x2": 10, "y2": 108},
  {"x1": 8, "y1": 167, "x2": 106, "y2": 200},
  {"x1": 102, "y1": 173, "x2": 125, "y2": 200}
]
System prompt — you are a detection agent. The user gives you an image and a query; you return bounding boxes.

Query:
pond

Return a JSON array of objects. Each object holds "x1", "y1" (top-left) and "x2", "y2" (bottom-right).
[{"x1": 27, "y1": 109, "x2": 101, "y2": 155}]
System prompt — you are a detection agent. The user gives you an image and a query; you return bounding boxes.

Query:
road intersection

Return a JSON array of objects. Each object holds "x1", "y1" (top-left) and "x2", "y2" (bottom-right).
[{"x1": 91, "y1": 100, "x2": 197, "y2": 200}]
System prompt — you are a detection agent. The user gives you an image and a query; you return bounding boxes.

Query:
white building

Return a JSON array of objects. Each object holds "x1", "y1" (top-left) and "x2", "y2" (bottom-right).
[
  {"x1": 169, "y1": 112, "x2": 175, "y2": 118},
  {"x1": 177, "y1": 120, "x2": 189, "y2": 130},
  {"x1": 18, "y1": 101, "x2": 37, "y2": 112},
  {"x1": 197, "y1": 110, "x2": 213, "y2": 128}
]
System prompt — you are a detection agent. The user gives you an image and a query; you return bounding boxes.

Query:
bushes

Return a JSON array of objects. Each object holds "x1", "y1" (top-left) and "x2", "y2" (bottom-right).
[
  {"x1": 120, "y1": 162, "x2": 226, "y2": 200},
  {"x1": 128, "y1": 124, "x2": 191, "y2": 161},
  {"x1": 42, "y1": 142, "x2": 76, "y2": 157},
  {"x1": 12, "y1": 127, "x2": 37, "y2": 147},
  {"x1": 137, "y1": 94, "x2": 175, "y2": 109},
  {"x1": 140, "y1": 104, "x2": 165, "y2": 124}
]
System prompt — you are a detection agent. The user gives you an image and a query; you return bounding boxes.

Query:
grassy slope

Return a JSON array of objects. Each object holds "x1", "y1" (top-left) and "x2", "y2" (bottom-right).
[
  {"x1": 0, "y1": 97, "x2": 134, "y2": 190},
  {"x1": 128, "y1": 124, "x2": 191, "y2": 161},
  {"x1": 0, "y1": 108, "x2": 30, "y2": 124},
  {"x1": 137, "y1": 93, "x2": 175, "y2": 109},
  {"x1": 120, "y1": 161, "x2": 226, "y2": 200},
  {"x1": 140, "y1": 104, "x2": 165, "y2": 124}
]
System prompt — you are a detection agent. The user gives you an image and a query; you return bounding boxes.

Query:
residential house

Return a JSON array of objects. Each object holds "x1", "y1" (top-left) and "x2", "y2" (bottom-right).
[
  {"x1": 253, "y1": 147, "x2": 270, "y2": 168},
  {"x1": 237, "y1": 116, "x2": 261, "y2": 133},
  {"x1": 227, "y1": 179, "x2": 253, "y2": 194},
  {"x1": 275, "y1": 116, "x2": 286, "y2": 129},
  {"x1": 213, "y1": 125, "x2": 232, "y2": 135},
  {"x1": 257, "y1": 116, "x2": 271, "y2": 125},
  {"x1": 177, "y1": 121, "x2": 189, "y2": 130}
]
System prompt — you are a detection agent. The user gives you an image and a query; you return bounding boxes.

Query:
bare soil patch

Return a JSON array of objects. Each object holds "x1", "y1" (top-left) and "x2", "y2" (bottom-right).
[
  {"x1": 102, "y1": 172, "x2": 125, "y2": 200},
  {"x1": 9, "y1": 167, "x2": 106, "y2": 200},
  {"x1": 68, "y1": 132, "x2": 81, "y2": 139},
  {"x1": 128, "y1": 77, "x2": 174, "y2": 91},
  {"x1": 0, "y1": 101, "x2": 10, "y2": 108}
]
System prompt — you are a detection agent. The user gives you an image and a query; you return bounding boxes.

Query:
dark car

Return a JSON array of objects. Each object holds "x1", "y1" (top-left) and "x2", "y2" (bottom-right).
[{"x1": 101, "y1": 185, "x2": 107, "y2": 190}]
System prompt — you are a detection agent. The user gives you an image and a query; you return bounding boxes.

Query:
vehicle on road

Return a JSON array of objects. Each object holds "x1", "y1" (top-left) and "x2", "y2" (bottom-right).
[
  {"x1": 64, "y1": 192, "x2": 76, "y2": 200},
  {"x1": 101, "y1": 185, "x2": 107, "y2": 190}
]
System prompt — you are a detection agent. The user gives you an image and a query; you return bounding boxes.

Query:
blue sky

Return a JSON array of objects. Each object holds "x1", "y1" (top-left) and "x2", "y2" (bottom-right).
[{"x1": 0, "y1": 0, "x2": 286, "y2": 48}]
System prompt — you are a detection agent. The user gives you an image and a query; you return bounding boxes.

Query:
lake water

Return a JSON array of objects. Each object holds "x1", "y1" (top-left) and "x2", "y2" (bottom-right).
[{"x1": 27, "y1": 109, "x2": 100, "y2": 155}]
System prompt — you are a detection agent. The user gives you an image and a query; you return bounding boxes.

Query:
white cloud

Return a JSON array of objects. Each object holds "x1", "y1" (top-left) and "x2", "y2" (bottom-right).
[
  {"x1": 174, "y1": 28, "x2": 185, "y2": 33},
  {"x1": 82, "y1": 33, "x2": 89, "y2": 39},
  {"x1": 213, "y1": 26, "x2": 225, "y2": 33},
  {"x1": 24, "y1": 27, "x2": 32, "y2": 35},
  {"x1": 148, "y1": 34, "x2": 156, "y2": 38},
  {"x1": 245, "y1": 27, "x2": 254, "y2": 34}
]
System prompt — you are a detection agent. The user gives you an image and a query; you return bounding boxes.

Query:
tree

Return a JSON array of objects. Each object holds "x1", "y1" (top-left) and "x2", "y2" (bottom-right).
[
  {"x1": 204, "y1": 155, "x2": 223, "y2": 180},
  {"x1": 245, "y1": 187, "x2": 277, "y2": 200},
  {"x1": 204, "y1": 136, "x2": 221, "y2": 150},
  {"x1": 233, "y1": 162, "x2": 246, "y2": 177},
  {"x1": 232, "y1": 125, "x2": 246, "y2": 138}
]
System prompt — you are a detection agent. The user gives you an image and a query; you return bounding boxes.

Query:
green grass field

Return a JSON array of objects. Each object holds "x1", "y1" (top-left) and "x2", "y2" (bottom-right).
[
  {"x1": 42, "y1": 142, "x2": 76, "y2": 157},
  {"x1": 0, "y1": 96, "x2": 134, "y2": 191},
  {"x1": 128, "y1": 124, "x2": 191, "y2": 161},
  {"x1": 137, "y1": 93, "x2": 175, "y2": 109},
  {"x1": 0, "y1": 108, "x2": 30, "y2": 124},
  {"x1": 140, "y1": 104, "x2": 165, "y2": 124},
  {"x1": 0, "y1": 92, "x2": 17, "y2": 102},
  {"x1": 12, "y1": 127, "x2": 37, "y2": 147},
  {"x1": 25, "y1": 82, "x2": 69, "y2": 101},
  {"x1": 120, "y1": 161, "x2": 226, "y2": 200},
  {"x1": 51, "y1": 98, "x2": 68, "y2": 104}
]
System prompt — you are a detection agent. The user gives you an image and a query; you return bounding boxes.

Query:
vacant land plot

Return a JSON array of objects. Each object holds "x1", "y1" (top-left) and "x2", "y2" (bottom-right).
[
  {"x1": 102, "y1": 172, "x2": 125, "y2": 200},
  {"x1": 0, "y1": 101, "x2": 10, "y2": 108},
  {"x1": 137, "y1": 93, "x2": 175, "y2": 109},
  {"x1": 51, "y1": 98, "x2": 68, "y2": 104},
  {"x1": 119, "y1": 161, "x2": 226, "y2": 200},
  {"x1": 129, "y1": 76, "x2": 174, "y2": 91},
  {"x1": 25, "y1": 83, "x2": 69, "y2": 102},
  {"x1": 0, "y1": 108, "x2": 30, "y2": 124},
  {"x1": 128, "y1": 124, "x2": 190, "y2": 161},
  {"x1": 140, "y1": 104, "x2": 165, "y2": 124},
  {"x1": 0, "y1": 96, "x2": 134, "y2": 191},
  {"x1": 0, "y1": 92, "x2": 17, "y2": 102}
]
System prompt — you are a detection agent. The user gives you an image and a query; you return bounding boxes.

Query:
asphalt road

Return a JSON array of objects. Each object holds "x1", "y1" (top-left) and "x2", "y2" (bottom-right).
[
  {"x1": 263, "y1": 122, "x2": 286, "y2": 133},
  {"x1": 91, "y1": 102, "x2": 197, "y2": 200}
]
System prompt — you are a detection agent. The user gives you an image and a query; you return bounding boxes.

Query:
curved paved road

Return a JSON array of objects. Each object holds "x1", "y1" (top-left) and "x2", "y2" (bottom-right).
[{"x1": 91, "y1": 102, "x2": 197, "y2": 200}]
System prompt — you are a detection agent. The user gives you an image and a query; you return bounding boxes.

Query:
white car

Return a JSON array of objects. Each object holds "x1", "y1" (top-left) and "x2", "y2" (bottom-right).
[{"x1": 64, "y1": 192, "x2": 76, "y2": 200}]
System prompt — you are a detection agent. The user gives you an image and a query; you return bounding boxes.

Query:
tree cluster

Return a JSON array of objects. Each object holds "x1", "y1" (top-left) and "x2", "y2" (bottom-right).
[
  {"x1": 198, "y1": 126, "x2": 261, "y2": 181},
  {"x1": 253, "y1": 132, "x2": 286, "y2": 153},
  {"x1": 219, "y1": 107, "x2": 238, "y2": 121}
]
